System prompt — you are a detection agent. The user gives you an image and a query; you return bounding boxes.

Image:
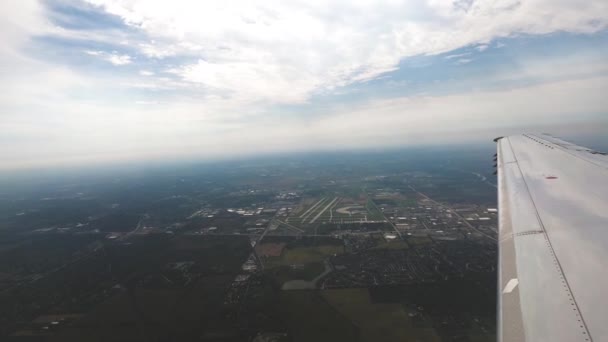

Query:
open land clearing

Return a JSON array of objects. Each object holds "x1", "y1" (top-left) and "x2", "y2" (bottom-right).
[
  {"x1": 262, "y1": 244, "x2": 344, "y2": 267},
  {"x1": 275, "y1": 291, "x2": 357, "y2": 342},
  {"x1": 257, "y1": 239, "x2": 344, "y2": 288},
  {"x1": 322, "y1": 288, "x2": 440, "y2": 342}
]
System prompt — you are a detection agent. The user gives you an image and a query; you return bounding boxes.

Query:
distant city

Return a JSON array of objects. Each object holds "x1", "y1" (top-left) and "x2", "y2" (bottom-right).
[{"x1": 0, "y1": 147, "x2": 498, "y2": 341}]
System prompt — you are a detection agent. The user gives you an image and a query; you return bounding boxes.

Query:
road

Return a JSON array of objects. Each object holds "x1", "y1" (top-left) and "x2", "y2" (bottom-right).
[
  {"x1": 364, "y1": 191, "x2": 404, "y2": 240},
  {"x1": 120, "y1": 214, "x2": 149, "y2": 241},
  {"x1": 274, "y1": 219, "x2": 305, "y2": 233}
]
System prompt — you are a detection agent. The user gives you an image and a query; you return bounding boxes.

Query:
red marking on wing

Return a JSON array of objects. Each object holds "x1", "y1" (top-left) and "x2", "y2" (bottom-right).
[{"x1": 545, "y1": 176, "x2": 558, "y2": 179}]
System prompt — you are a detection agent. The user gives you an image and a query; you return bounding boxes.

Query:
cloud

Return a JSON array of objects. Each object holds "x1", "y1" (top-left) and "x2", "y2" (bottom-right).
[
  {"x1": 313, "y1": 76, "x2": 608, "y2": 140},
  {"x1": 445, "y1": 52, "x2": 471, "y2": 60},
  {"x1": 138, "y1": 42, "x2": 176, "y2": 59},
  {"x1": 456, "y1": 58, "x2": 473, "y2": 64},
  {"x1": 85, "y1": 50, "x2": 132, "y2": 65},
  {"x1": 3, "y1": 63, "x2": 607, "y2": 170},
  {"x1": 107, "y1": 53, "x2": 132, "y2": 65},
  {"x1": 81, "y1": 0, "x2": 608, "y2": 104},
  {"x1": 1, "y1": 0, "x2": 608, "y2": 170},
  {"x1": 172, "y1": 59, "x2": 319, "y2": 104},
  {"x1": 84, "y1": 50, "x2": 102, "y2": 56}
]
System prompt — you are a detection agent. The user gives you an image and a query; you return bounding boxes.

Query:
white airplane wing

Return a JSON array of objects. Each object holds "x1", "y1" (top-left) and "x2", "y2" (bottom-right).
[{"x1": 496, "y1": 133, "x2": 608, "y2": 342}]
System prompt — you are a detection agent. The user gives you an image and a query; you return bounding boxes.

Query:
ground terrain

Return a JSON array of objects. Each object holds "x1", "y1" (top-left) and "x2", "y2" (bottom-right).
[{"x1": 0, "y1": 147, "x2": 498, "y2": 341}]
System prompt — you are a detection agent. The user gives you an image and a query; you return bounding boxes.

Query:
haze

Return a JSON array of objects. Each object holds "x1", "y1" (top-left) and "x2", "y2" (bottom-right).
[{"x1": 2, "y1": 0, "x2": 608, "y2": 170}]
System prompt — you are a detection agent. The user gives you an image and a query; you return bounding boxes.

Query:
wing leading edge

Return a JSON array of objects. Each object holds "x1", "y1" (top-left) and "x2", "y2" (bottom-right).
[{"x1": 497, "y1": 134, "x2": 608, "y2": 342}]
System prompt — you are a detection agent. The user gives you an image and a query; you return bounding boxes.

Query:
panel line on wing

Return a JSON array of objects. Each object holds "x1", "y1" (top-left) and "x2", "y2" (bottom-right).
[
  {"x1": 498, "y1": 230, "x2": 544, "y2": 243},
  {"x1": 531, "y1": 134, "x2": 608, "y2": 171},
  {"x1": 513, "y1": 230, "x2": 544, "y2": 237}
]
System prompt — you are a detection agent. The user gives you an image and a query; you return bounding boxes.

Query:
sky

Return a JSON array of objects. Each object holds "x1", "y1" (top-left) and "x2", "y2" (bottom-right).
[{"x1": 1, "y1": 0, "x2": 608, "y2": 170}]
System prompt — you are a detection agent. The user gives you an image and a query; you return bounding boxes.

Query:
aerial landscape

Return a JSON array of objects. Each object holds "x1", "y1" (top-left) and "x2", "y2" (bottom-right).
[
  {"x1": 1, "y1": 0, "x2": 607, "y2": 341},
  {"x1": 0, "y1": 147, "x2": 499, "y2": 341}
]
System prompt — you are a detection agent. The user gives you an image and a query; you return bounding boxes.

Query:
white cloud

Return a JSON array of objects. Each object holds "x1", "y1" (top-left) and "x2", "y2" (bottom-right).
[
  {"x1": 138, "y1": 42, "x2": 176, "y2": 59},
  {"x1": 83, "y1": 0, "x2": 608, "y2": 104},
  {"x1": 84, "y1": 50, "x2": 133, "y2": 65},
  {"x1": 174, "y1": 59, "x2": 319, "y2": 104},
  {"x1": 3, "y1": 63, "x2": 607, "y2": 170},
  {"x1": 445, "y1": 52, "x2": 471, "y2": 60},
  {"x1": 84, "y1": 50, "x2": 102, "y2": 56},
  {"x1": 310, "y1": 76, "x2": 608, "y2": 142},
  {"x1": 107, "y1": 53, "x2": 132, "y2": 65}
]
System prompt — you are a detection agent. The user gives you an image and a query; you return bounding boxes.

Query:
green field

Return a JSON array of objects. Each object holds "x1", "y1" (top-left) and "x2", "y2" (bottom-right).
[
  {"x1": 262, "y1": 244, "x2": 343, "y2": 286},
  {"x1": 406, "y1": 236, "x2": 434, "y2": 245},
  {"x1": 268, "y1": 262, "x2": 325, "y2": 285},
  {"x1": 372, "y1": 197, "x2": 418, "y2": 208},
  {"x1": 283, "y1": 245, "x2": 343, "y2": 263},
  {"x1": 322, "y1": 288, "x2": 440, "y2": 342},
  {"x1": 264, "y1": 289, "x2": 441, "y2": 342},
  {"x1": 277, "y1": 291, "x2": 358, "y2": 342},
  {"x1": 264, "y1": 244, "x2": 344, "y2": 266},
  {"x1": 372, "y1": 240, "x2": 409, "y2": 250},
  {"x1": 365, "y1": 199, "x2": 386, "y2": 221}
]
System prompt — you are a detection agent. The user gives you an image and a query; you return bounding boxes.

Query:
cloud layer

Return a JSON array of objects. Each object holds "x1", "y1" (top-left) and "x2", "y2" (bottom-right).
[
  {"x1": 84, "y1": 0, "x2": 608, "y2": 103},
  {"x1": 1, "y1": 0, "x2": 607, "y2": 170}
]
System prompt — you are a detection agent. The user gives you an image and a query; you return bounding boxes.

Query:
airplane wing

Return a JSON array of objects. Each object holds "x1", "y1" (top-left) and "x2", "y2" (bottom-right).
[{"x1": 496, "y1": 133, "x2": 608, "y2": 342}]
